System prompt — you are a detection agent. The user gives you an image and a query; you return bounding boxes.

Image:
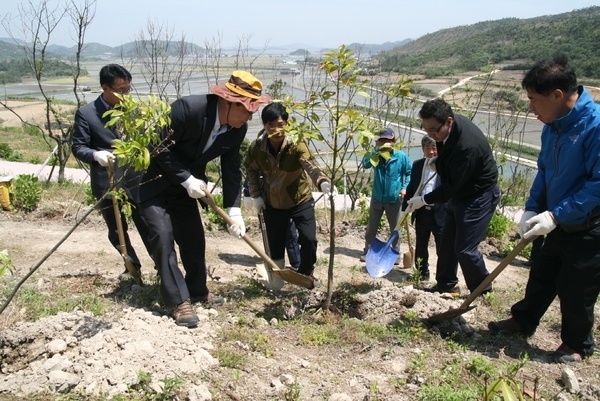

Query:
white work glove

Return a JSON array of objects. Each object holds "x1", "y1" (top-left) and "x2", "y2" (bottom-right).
[
  {"x1": 93, "y1": 150, "x2": 116, "y2": 167},
  {"x1": 243, "y1": 196, "x2": 253, "y2": 210},
  {"x1": 519, "y1": 210, "x2": 538, "y2": 238},
  {"x1": 227, "y1": 207, "x2": 246, "y2": 238},
  {"x1": 320, "y1": 182, "x2": 338, "y2": 197},
  {"x1": 181, "y1": 176, "x2": 207, "y2": 199},
  {"x1": 252, "y1": 197, "x2": 266, "y2": 212},
  {"x1": 523, "y1": 210, "x2": 557, "y2": 239},
  {"x1": 425, "y1": 156, "x2": 437, "y2": 172},
  {"x1": 407, "y1": 195, "x2": 428, "y2": 211}
]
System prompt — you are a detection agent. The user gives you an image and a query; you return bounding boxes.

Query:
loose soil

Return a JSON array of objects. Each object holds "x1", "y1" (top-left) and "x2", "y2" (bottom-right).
[{"x1": 1, "y1": 200, "x2": 600, "y2": 401}]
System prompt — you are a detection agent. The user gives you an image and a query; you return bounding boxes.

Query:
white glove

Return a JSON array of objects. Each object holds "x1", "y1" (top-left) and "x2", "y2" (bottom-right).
[
  {"x1": 93, "y1": 150, "x2": 115, "y2": 167},
  {"x1": 425, "y1": 156, "x2": 437, "y2": 172},
  {"x1": 227, "y1": 207, "x2": 246, "y2": 238},
  {"x1": 252, "y1": 197, "x2": 266, "y2": 212},
  {"x1": 243, "y1": 196, "x2": 253, "y2": 210},
  {"x1": 523, "y1": 210, "x2": 557, "y2": 239},
  {"x1": 181, "y1": 176, "x2": 207, "y2": 199},
  {"x1": 519, "y1": 210, "x2": 537, "y2": 238},
  {"x1": 407, "y1": 195, "x2": 428, "y2": 211},
  {"x1": 320, "y1": 182, "x2": 338, "y2": 197}
]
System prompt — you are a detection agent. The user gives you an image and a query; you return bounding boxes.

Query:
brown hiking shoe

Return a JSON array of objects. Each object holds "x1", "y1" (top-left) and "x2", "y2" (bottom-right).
[
  {"x1": 488, "y1": 317, "x2": 532, "y2": 337},
  {"x1": 190, "y1": 293, "x2": 225, "y2": 307},
  {"x1": 553, "y1": 343, "x2": 584, "y2": 364},
  {"x1": 172, "y1": 299, "x2": 199, "y2": 327}
]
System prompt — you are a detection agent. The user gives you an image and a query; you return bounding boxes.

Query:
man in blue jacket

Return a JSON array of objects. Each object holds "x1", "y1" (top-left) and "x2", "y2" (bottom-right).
[
  {"x1": 360, "y1": 128, "x2": 411, "y2": 263},
  {"x1": 488, "y1": 57, "x2": 600, "y2": 364}
]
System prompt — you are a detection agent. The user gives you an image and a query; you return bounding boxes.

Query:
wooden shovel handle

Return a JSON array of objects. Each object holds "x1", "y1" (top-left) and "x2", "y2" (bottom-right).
[
  {"x1": 107, "y1": 159, "x2": 142, "y2": 284},
  {"x1": 458, "y1": 237, "x2": 533, "y2": 309},
  {"x1": 202, "y1": 191, "x2": 281, "y2": 272}
]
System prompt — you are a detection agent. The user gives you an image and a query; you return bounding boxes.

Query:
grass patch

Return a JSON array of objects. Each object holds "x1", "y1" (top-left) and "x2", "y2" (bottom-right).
[
  {"x1": 11, "y1": 284, "x2": 106, "y2": 321},
  {"x1": 214, "y1": 347, "x2": 248, "y2": 369}
]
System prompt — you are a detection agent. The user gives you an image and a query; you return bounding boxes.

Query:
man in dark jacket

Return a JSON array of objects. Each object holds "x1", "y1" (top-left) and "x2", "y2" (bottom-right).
[
  {"x1": 407, "y1": 98, "x2": 499, "y2": 295},
  {"x1": 402, "y1": 135, "x2": 445, "y2": 281},
  {"x1": 72, "y1": 64, "x2": 152, "y2": 276},
  {"x1": 488, "y1": 57, "x2": 600, "y2": 364},
  {"x1": 138, "y1": 71, "x2": 269, "y2": 327}
]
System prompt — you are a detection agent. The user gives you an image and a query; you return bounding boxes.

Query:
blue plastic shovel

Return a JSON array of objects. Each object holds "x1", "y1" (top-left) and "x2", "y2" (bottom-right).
[
  {"x1": 366, "y1": 169, "x2": 437, "y2": 278},
  {"x1": 366, "y1": 212, "x2": 410, "y2": 277}
]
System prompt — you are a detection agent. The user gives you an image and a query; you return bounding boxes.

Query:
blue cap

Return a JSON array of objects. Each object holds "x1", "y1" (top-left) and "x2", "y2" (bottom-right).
[{"x1": 377, "y1": 128, "x2": 395, "y2": 140}]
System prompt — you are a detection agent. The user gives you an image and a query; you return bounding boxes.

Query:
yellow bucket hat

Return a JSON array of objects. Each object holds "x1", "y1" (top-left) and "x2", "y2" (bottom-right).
[{"x1": 210, "y1": 70, "x2": 270, "y2": 112}]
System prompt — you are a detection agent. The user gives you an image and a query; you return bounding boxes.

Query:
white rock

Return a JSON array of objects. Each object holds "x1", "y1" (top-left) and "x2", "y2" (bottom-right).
[
  {"x1": 271, "y1": 378, "x2": 284, "y2": 390},
  {"x1": 46, "y1": 339, "x2": 68, "y2": 355},
  {"x1": 562, "y1": 367, "x2": 580, "y2": 393},
  {"x1": 47, "y1": 370, "x2": 80, "y2": 392},
  {"x1": 188, "y1": 384, "x2": 212, "y2": 401},
  {"x1": 122, "y1": 340, "x2": 154, "y2": 353},
  {"x1": 329, "y1": 394, "x2": 352, "y2": 401},
  {"x1": 150, "y1": 380, "x2": 164, "y2": 393}
]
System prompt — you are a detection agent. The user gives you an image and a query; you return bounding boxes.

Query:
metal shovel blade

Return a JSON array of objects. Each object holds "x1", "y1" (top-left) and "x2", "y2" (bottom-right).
[
  {"x1": 366, "y1": 230, "x2": 400, "y2": 278},
  {"x1": 427, "y1": 305, "x2": 477, "y2": 323},
  {"x1": 202, "y1": 192, "x2": 316, "y2": 289},
  {"x1": 427, "y1": 237, "x2": 533, "y2": 323}
]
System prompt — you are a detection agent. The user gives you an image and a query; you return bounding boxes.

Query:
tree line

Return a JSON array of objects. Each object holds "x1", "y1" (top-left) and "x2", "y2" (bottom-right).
[{"x1": 0, "y1": 59, "x2": 85, "y2": 84}]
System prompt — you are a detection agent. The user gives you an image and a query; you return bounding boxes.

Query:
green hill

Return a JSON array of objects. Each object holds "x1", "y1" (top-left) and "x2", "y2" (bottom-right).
[{"x1": 380, "y1": 6, "x2": 600, "y2": 79}]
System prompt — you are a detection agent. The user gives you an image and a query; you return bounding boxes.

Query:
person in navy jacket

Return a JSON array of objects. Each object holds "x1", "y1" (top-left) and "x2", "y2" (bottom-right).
[
  {"x1": 408, "y1": 98, "x2": 499, "y2": 296},
  {"x1": 72, "y1": 64, "x2": 152, "y2": 276},
  {"x1": 138, "y1": 71, "x2": 269, "y2": 327}
]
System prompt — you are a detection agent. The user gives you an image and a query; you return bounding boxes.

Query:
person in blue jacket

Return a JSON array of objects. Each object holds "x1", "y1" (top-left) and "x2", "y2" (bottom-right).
[
  {"x1": 488, "y1": 56, "x2": 600, "y2": 364},
  {"x1": 360, "y1": 128, "x2": 411, "y2": 262}
]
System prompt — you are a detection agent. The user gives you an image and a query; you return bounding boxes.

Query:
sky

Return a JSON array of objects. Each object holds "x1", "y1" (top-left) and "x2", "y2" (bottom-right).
[{"x1": 0, "y1": 0, "x2": 598, "y2": 49}]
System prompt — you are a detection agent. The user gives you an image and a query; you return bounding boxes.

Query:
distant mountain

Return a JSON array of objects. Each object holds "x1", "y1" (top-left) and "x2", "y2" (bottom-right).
[
  {"x1": 0, "y1": 37, "x2": 26, "y2": 46},
  {"x1": 0, "y1": 40, "x2": 26, "y2": 61},
  {"x1": 380, "y1": 6, "x2": 600, "y2": 79},
  {"x1": 347, "y1": 40, "x2": 412, "y2": 54},
  {"x1": 0, "y1": 38, "x2": 204, "y2": 59}
]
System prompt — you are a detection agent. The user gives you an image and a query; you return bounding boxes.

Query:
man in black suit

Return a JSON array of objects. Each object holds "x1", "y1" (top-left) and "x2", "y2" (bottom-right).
[
  {"x1": 72, "y1": 64, "x2": 152, "y2": 276},
  {"x1": 402, "y1": 136, "x2": 445, "y2": 281},
  {"x1": 407, "y1": 98, "x2": 499, "y2": 296},
  {"x1": 138, "y1": 71, "x2": 269, "y2": 327}
]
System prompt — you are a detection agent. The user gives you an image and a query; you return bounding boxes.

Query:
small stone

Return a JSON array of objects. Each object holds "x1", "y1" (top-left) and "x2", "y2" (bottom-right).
[
  {"x1": 269, "y1": 317, "x2": 279, "y2": 326},
  {"x1": 562, "y1": 367, "x2": 580, "y2": 394},
  {"x1": 329, "y1": 394, "x2": 352, "y2": 401},
  {"x1": 46, "y1": 339, "x2": 67, "y2": 355},
  {"x1": 280, "y1": 374, "x2": 295, "y2": 384}
]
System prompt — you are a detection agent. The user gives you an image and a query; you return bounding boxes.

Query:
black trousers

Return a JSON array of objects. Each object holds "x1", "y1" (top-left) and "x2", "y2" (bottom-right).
[
  {"x1": 139, "y1": 185, "x2": 207, "y2": 306},
  {"x1": 286, "y1": 220, "x2": 301, "y2": 269},
  {"x1": 98, "y1": 197, "x2": 152, "y2": 269},
  {"x1": 511, "y1": 225, "x2": 600, "y2": 355},
  {"x1": 435, "y1": 185, "x2": 500, "y2": 292},
  {"x1": 414, "y1": 207, "x2": 443, "y2": 276},
  {"x1": 264, "y1": 199, "x2": 317, "y2": 276}
]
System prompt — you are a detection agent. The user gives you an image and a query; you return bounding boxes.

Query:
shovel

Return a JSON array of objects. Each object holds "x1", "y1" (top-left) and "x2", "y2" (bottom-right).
[
  {"x1": 256, "y1": 211, "x2": 285, "y2": 291},
  {"x1": 402, "y1": 218, "x2": 414, "y2": 269},
  {"x1": 427, "y1": 237, "x2": 533, "y2": 323},
  {"x1": 366, "y1": 211, "x2": 410, "y2": 277},
  {"x1": 107, "y1": 159, "x2": 143, "y2": 285},
  {"x1": 201, "y1": 191, "x2": 317, "y2": 290},
  {"x1": 366, "y1": 170, "x2": 437, "y2": 278}
]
